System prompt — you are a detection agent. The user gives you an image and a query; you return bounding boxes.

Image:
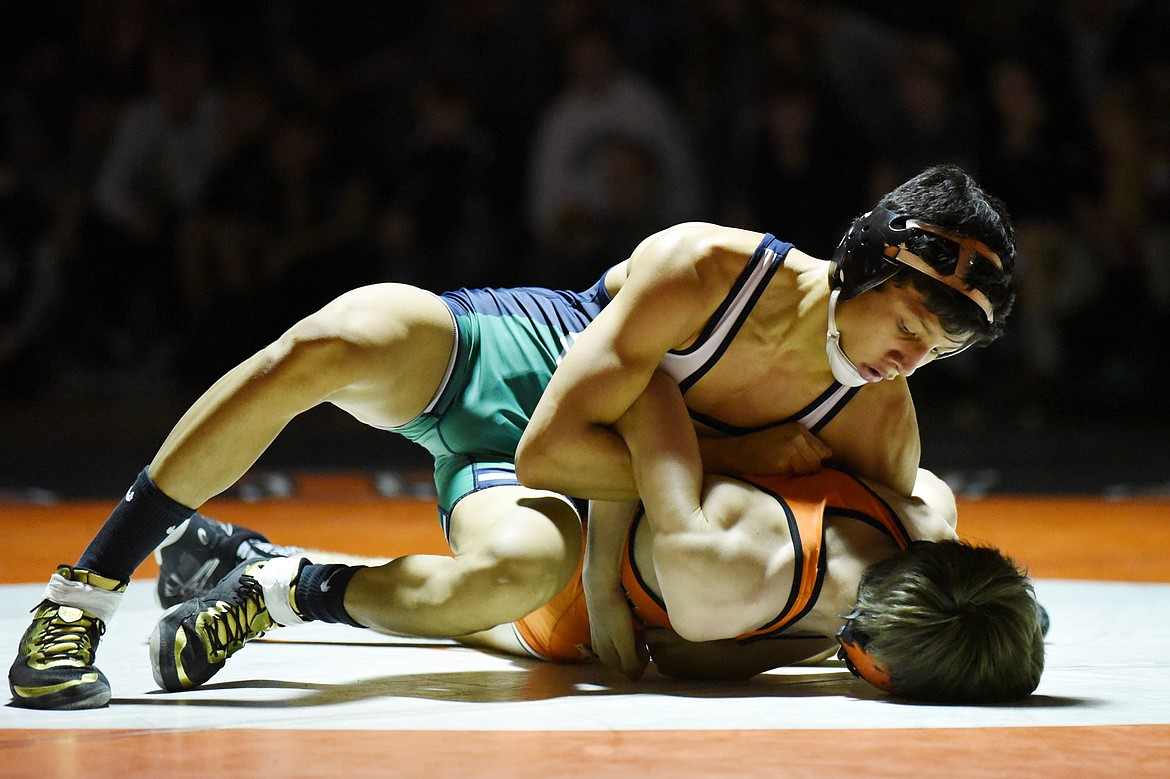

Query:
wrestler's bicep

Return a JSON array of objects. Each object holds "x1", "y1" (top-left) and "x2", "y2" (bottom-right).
[
  {"x1": 819, "y1": 386, "x2": 921, "y2": 496},
  {"x1": 549, "y1": 272, "x2": 714, "y2": 424}
]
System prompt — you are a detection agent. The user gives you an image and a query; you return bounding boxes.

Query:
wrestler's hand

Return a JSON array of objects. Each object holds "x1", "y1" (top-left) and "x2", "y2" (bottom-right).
[
  {"x1": 585, "y1": 586, "x2": 649, "y2": 681},
  {"x1": 698, "y1": 423, "x2": 832, "y2": 477}
]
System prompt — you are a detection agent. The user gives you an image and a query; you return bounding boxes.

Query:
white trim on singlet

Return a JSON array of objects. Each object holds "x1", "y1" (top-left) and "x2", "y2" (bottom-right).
[
  {"x1": 656, "y1": 238, "x2": 857, "y2": 436},
  {"x1": 657, "y1": 243, "x2": 780, "y2": 386},
  {"x1": 373, "y1": 296, "x2": 458, "y2": 432},
  {"x1": 509, "y1": 622, "x2": 548, "y2": 660},
  {"x1": 793, "y1": 383, "x2": 854, "y2": 431},
  {"x1": 421, "y1": 296, "x2": 460, "y2": 415}
]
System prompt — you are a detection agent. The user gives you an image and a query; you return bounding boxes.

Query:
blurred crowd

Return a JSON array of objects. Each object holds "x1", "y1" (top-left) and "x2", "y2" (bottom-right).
[{"x1": 1, "y1": 0, "x2": 1167, "y2": 422}]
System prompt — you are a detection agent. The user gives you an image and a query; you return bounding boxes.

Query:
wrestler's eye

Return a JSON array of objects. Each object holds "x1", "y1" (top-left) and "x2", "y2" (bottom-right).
[{"x1": 898, "y1": 319, "x2": 914, "y2": 336}]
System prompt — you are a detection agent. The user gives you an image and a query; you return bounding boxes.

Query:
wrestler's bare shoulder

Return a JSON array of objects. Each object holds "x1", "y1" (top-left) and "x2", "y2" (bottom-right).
[{"x1": 627, "y1": 223, "x2": 764, "y2": 277}]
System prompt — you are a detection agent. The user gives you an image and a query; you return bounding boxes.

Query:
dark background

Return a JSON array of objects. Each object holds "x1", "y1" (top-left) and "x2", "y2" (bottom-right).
[{"x1": 1, "y1": 0, "x2": 1167, "y2": 500}]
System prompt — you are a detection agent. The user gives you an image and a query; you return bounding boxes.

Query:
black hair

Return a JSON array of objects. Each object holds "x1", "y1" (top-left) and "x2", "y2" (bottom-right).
[{"x1": 878, "y1": 164, "x2": 1017, "y2": 344}]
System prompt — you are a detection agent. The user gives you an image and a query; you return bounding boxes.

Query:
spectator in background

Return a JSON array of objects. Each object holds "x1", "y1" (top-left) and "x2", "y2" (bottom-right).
[
  {"x1": 0, "y1": 131, "x2": 59, "y2": 400},
  {"x1": 419, "y1": 1, "x2": 555, "y2": 276},
  {"x1": 172, "y1": 104, "x2": 377, "y2": 389},
  {"x1": 1061, "y1": 77, "x2": 1163, "y2": 410},
  {"x1": 1054, "y1": 0, "x2": 1144, "y2": 116},
  {"x1": 680, "y1": 0, "x2": 769, "y2": 222},
  {"x1": 175, "y1": 69, "x2": 282, "y2": 325},
  {"x1": 372, "y1": 71, "x2": 499, "y2": 293},
  {"x1": 77, "y1": 25, "x2": 222, "y2": 369},
  {"x1": 725, "y1": 72, "x2": 867, "y2": 257},
  {"x1": 976, "y1": 54, "x2": 1099, "y2": 406},
  {"x1": 526, "y1": 23, "x2": 702, "y2": 289},
  {"x1": 867, "y1": 39, "x2": 980, "y2": 201}
]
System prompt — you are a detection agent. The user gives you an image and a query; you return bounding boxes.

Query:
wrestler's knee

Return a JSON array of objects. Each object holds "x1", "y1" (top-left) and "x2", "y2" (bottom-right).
[
  {"x1": 476, "y1": 522, "x2": 577, "y2": 601},
  {"x1": 455, "y1": 494, "x2": 580, "y2": 605}
]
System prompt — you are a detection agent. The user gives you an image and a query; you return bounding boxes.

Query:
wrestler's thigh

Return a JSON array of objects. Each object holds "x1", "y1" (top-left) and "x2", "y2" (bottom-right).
[{"x1": 315, "y1": 283, "x2": 456, "y2": 427}]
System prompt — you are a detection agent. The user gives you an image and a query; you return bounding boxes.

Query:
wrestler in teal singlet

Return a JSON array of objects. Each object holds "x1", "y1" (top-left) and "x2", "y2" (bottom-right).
[{"x1": 391, "y1": 277, "x2": 612, "y2": 531}]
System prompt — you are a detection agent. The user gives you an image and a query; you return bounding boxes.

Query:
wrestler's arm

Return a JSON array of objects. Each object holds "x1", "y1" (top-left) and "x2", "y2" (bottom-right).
[
  {"x1": 517, "y1": 223, "x2": 755, "y2": 501},
  {"x1": 861, "y1": 467, "x2": 960, "y2": 541},
  {"x1": 613, "y1": 370, "x2": 784, "y2": 642},
  {"x1": 645, "y1": 627, "x2": 838, "y2": 681},
  {"x1": 578, "y1": 368, "x2": 708, "y2": 676},
  {"x1": 584, "y1": 498, "x2": 649, "y2": 679},
  {"x1": 698, "y1": 424, "x2": 834, "y2": 479},
  {"x1": 816, "y1": 379, "x2": 922, "y2": 497}
]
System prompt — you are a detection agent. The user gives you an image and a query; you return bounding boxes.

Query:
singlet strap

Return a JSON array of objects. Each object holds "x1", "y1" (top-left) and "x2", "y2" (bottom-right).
[{"x1": 659, "y1": 234, "x2": 791, "y2": 392}]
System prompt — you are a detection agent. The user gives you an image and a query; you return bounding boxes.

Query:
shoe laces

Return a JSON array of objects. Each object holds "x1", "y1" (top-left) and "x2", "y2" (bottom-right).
[
  {"x1": 238, "y1": 539, "x2": 303, "y2": 560},
  {"x1": 198, "y1": 574, "x2": 270, "y2": 659},
  {"x1": 29, "y1": 604, "x2": 103, "y2": 666}
]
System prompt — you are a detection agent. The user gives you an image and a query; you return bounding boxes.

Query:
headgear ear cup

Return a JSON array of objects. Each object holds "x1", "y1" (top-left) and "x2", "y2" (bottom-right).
[
  {"x1": 835, "y1": 618, "x2": 896, "y2": 693},
  {"x1": 829, "y1": 208, "x2": 909, "y2": 300},
  {"x1": 829, "y1": 207, "x2": 1003, "y2": 323}
]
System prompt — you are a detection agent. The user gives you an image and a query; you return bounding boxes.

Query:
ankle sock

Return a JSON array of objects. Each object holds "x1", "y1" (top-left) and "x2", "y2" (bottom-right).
[
  {"x1": 44, "y1": 567, "x2": 127, "y2": 622},
  {"x1": 77, "y1": 468, "x2": 195, "y2": 581},
  {"x1": 293, "y1": 564, "x2": 366, "y2": 627}
]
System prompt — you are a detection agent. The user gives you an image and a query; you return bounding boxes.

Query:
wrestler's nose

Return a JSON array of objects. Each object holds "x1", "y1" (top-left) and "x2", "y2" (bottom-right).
[{"x1": 891, "y1": 341, "x2": 933, "y2": 377}]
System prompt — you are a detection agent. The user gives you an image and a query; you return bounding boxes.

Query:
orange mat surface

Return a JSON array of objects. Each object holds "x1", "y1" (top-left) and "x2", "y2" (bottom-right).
[
  {"x1": 3, "y1": 487, "x2": 1168, "y2": 779},
  {"x1": 4, "y1": 491, "x2": 1168, "y2": 584},
  {"x1": 2, "y1": 725, "x2": 1168, "y2": 778}
]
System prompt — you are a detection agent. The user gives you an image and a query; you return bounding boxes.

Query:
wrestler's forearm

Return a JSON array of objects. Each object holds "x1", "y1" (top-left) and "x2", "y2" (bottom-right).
[
  {"x1": 650, "y1": 631, "x2": 838, "y2": 681},
  {"x1": 584, "y1": 499, "x2": 640, "y2": 595},
  {"x1": 617, "y1": 371, "x2": 704, "y2": 532},
  {"x1": 583, "y1": 497, "x2": 649, "y2": 678},
  {"x1": 517, "y1": 418, "x2": 639, "y2": 500}
]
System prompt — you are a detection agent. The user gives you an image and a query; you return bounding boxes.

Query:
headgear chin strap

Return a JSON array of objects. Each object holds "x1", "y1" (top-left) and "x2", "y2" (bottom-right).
[
  {"x1": 825, "y1": 289, "x2": 867, "y2": 387},
  {"x1": 829, "y1": 207, "x2": 1004, "y2": 324},
  {"x1": 835, "y1": 612, "x2": 896, "y2": 694}
]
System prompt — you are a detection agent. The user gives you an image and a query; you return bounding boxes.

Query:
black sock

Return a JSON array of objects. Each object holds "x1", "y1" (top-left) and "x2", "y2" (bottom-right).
[
  {"x1": 76, "y1": 468, "x2": 195, "y2": 581},
  {"x1": 294, "y1": 563, "x2": 366, "y2": 627}
]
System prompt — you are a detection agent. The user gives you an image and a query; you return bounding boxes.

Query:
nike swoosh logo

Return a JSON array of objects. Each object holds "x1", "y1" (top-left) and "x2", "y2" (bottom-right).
[
  {"x1": 161, "y1": 559, "x2": 221, "y2": 598},
  {"x1": 320, "y1": 569, "x2": 345, "y2": 593}
]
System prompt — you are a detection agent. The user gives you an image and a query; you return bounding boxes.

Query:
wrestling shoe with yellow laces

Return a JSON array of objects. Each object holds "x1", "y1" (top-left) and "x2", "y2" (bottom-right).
[
  {"x1": 9, "y1": 566, "x2": 127, "y2": 709},
  {"x1": 149, "y1": 556, "x2": 305, "y2": 691}
]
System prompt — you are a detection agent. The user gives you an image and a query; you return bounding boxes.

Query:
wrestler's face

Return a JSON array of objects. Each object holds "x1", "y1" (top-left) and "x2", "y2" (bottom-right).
[{"x1": 834, "y1": 283, "x2": 967, "y2": 382}]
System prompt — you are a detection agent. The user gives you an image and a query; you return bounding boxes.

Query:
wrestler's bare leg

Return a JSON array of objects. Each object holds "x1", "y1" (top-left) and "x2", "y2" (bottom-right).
[
  {"x1": 279, "y1": 551, "x2": 556, "y2": 659},
  {"x1": 343, "y1": 486, "x2": 582, "y2": 637},
  {"x1": 149, "y1": 283, "x2": 456, "y2": 506},
  {"x1": 151, "y1": 282, "x2": 583, "y2": 637}
]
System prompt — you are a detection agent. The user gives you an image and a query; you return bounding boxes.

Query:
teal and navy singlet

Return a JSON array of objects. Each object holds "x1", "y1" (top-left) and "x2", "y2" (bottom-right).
[
  {"x1": 391, "y1": 276, "x2": 612, "y2": 536},
  {"x1": 394, "y1": 233, "x2": 862, "y2": 538}
]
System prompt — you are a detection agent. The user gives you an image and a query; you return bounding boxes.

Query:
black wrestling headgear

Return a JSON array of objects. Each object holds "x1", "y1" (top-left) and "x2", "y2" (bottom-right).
[{"x1": 828, "y1": 207, "x2": 1004, "y2": 323}]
